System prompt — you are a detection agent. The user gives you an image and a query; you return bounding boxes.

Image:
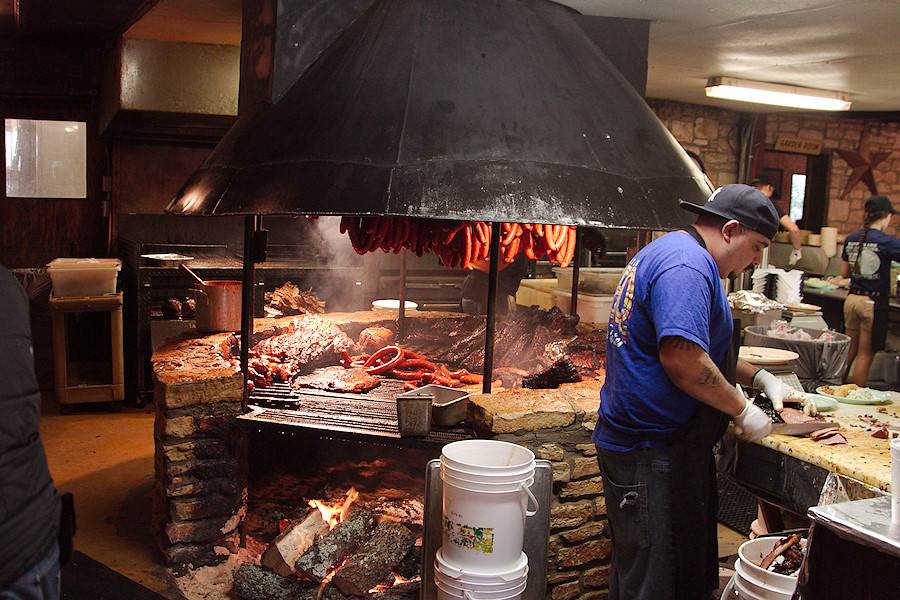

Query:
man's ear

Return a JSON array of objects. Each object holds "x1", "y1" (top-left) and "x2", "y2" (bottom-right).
[{"x1": 722, "y1": 219, "x2": 742, "y2": 242}]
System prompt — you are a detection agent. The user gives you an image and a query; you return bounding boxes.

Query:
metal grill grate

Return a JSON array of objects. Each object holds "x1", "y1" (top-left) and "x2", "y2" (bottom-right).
[{"x1": 241, "y1": 382, "x2": 473, "y2": 446}]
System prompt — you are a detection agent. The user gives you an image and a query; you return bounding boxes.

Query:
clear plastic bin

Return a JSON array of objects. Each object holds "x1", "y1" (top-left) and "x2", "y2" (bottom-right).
[
  {"x1": 47, "y1": 258, "x2": 121, "y2": 297},
  {"x1": 553, "y1": 267, "x2": 623, "y2": 295}
]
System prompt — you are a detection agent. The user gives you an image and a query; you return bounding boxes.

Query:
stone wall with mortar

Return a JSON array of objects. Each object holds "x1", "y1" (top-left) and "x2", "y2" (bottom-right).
[{"x1": 152, "y1": 332, "x2": 247, "y2": 568}]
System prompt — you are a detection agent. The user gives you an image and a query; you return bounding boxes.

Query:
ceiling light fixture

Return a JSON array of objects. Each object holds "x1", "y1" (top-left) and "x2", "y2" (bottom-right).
[{"x1": 705, "y1": 76, "x2": 852, "y2": 111}]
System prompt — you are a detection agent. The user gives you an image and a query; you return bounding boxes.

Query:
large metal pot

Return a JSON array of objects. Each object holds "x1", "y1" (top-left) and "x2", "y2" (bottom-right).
[{"x1": 193, "y1": 281, "x2": 242, "y2": 332}]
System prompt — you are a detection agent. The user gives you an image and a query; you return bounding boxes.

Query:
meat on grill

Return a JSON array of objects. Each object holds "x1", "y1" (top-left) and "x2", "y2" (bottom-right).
[
  {"x1": 357, "y1": 326, "x2": 395, "y2": 353},
  {"x1": 522, "y1": 358, "x2": 581, "y2": 389},
  {"x1": 292, "y1": 366, "x2": 380, "y2": 393},
  {"x1": 252, "y1": 313, "x2": 354, "y2": 372}
]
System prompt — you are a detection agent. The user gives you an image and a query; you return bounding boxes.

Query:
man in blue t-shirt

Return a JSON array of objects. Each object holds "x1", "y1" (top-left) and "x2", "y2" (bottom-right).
[{"x1": 593, "y1": 184, "x2": 784, "y2": 600}]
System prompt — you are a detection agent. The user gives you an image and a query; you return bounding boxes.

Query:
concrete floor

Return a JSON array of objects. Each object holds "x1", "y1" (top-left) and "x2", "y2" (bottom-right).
[
  {"x1": 39, "y1": 395, "x2": 179, "y2": 598},
  {"x1": 39, "y1": 394, "x2": 748, "y2": 599}
]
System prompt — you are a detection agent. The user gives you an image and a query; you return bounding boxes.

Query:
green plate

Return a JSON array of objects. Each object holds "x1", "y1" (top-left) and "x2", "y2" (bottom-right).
[
  {"x1": 815, "y1": 386, "x2": 892, "y2": 405},
  {"x1": 805, "y1": 394, "x2": 838, "y2": 412}
]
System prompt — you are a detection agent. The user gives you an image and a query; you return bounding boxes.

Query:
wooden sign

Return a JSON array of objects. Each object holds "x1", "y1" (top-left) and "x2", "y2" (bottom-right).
[{"x1": 774, "y1": 135, "x2": 824, "y2": 155}]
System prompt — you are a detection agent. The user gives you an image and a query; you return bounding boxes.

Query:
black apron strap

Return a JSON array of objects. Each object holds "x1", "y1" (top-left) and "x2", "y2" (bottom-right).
[{"x1": 668, "y1": 226, "x2": 737, "y2": 598}]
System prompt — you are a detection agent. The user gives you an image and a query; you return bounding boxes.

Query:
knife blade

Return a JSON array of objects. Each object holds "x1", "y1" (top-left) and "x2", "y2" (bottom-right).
[{"x1": 771, "y1": 421, "x2": 838, "y2": 436}]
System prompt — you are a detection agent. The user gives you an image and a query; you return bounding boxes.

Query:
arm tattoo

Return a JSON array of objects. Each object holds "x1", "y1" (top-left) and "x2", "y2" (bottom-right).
[{"x1": 661, "y1": 336, "x2": 727, "y2": 389}]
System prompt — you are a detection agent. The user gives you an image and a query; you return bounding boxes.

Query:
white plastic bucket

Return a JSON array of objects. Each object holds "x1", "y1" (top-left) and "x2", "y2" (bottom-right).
[
  {"x1": 440, "y1": 441, "x2": 538, "y2": 571},
  {"x1": 434, "y1": 550, "x2": 528, "y2": 600},
  {"x1": 732, "y1": 537, "x2": 802, "y2": 600},
  {"x1": 441, "y1": 440, "x2": 535, "y2": 476}
]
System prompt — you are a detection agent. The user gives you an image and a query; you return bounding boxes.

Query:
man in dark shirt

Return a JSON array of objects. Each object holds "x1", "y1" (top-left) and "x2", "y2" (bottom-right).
[{"x1": 0, "y1": 265, "x2": 61, "y2": 599}]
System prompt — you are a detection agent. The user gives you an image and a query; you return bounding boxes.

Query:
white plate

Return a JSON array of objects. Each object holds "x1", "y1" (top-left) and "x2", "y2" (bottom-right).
[
  {"x1": 815, "y1": 386, "x2": 892, "y2": 405},
  {"x1": 739, "y1": 346, "x2": 800, "y2": 365},
  {"x1": 783, "y1": 301, "x2": 822, "y2": 312}
]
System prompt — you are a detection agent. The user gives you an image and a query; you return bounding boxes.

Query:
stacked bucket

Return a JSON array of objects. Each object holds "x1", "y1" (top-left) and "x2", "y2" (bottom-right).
[{"x1": 436, "y1": 440, "x2": 538, "y2": 600}]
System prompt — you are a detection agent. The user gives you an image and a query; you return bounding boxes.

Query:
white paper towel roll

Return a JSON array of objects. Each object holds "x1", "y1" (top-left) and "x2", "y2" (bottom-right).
[{"x1": 821, "y1": 227, "x2": 838, "y2": 258}]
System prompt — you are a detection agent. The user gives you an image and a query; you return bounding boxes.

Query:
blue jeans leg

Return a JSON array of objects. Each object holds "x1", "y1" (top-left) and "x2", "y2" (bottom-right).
[
  {"x1": 598, "y1": 447, "x2": 675, "y2": 600},
  {"x1": 0, "y1": 542, "x2": 60, "y2": 600}
]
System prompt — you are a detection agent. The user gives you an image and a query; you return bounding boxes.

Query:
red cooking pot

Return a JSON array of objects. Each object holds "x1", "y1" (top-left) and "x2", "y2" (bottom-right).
[{"x1": 193, "y1": 281, "x2": 242, "y2": 332}]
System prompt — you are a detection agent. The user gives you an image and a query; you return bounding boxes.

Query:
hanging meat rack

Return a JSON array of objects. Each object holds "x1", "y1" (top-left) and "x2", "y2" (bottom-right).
[{"x1": 166, "y1": 0, "x2": 713, "y2": 413}]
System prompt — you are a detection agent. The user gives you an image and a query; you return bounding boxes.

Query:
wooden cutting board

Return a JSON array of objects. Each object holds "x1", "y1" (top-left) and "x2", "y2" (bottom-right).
[{"x1": 739, "y1": 346, "x2": 800, "y2": 365}]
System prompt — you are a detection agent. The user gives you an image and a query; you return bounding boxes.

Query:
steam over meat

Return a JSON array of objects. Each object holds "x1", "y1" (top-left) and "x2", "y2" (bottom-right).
[
  {"x1": 293, "y1": 366, "x2": 380, "y2": 393},
  {"x1": 357, "y1": 326, "x2": 395, "y2": 353},
  {"x1": 252, "y1": 314, "x2": 354, "y2": 372}
]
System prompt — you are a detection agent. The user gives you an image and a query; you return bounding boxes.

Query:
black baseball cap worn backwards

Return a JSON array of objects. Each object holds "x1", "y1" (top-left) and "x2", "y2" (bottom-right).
[
  {"x1": 864, "y1": 195, "x2": 899, "y2": 215},
  {"x1": 680, "y1": 183, "x2": 780, "y2": 241}
]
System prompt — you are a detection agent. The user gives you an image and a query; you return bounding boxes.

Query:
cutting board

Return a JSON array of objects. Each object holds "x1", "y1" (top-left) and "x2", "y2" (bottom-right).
[{"x1": 739, "y1": 346, "x2": 800, "y2": 365}]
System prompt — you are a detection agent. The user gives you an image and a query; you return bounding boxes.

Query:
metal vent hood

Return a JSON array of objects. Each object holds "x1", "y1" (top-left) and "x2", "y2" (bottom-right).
[{"x1": 167, "y1": 0, "x2": 711, "y2": 230}]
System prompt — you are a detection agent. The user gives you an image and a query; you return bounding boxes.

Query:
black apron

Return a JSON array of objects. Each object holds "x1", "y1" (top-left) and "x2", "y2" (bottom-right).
[{"x1": 668, "y1": 226, "x2": 736, "y2": 599}]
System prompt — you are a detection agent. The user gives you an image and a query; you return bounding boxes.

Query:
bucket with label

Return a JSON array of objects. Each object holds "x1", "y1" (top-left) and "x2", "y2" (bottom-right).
[
  {"x1": 434, "y1": 549, "x2": 528, "y2": 600},
  {"x1": 440, "y1": 440, "x2": 537, "y2": 571}
]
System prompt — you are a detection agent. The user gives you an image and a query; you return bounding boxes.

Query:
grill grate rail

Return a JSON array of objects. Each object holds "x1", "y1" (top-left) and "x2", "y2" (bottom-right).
[{"x1": 242, "y1": 381, "x2": 473, "y2": 446}]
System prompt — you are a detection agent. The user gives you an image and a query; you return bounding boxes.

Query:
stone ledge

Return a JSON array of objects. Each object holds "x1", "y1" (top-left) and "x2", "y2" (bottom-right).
[{"x1": 467, "y1": 379, "x2": 602, "y2": 434}]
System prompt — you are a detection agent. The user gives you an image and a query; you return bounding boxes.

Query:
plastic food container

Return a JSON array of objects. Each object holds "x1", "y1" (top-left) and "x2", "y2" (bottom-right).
[
  {"x1": 552, "y1": 267, "x2": 623, "y2": 295},
  {"x1": 47, "y1": 258, "x2": 121, "y2": 297},
  {"x1": 551, "y1": 288, "x2": 613, "y2": 325}
]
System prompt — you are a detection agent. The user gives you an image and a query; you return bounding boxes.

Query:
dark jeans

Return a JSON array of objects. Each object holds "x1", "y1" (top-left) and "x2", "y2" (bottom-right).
[
  {"x1": 597, "y1": 446, "x2": 675, "y2": 600},
  {"x1": 0, "y1": 542, "x2": 59, "y2": 600}
]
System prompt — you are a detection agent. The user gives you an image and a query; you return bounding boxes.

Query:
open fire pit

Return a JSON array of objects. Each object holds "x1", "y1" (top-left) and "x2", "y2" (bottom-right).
[{"x1": 152, "y1": 309, "x2": 610, "y2": 600}]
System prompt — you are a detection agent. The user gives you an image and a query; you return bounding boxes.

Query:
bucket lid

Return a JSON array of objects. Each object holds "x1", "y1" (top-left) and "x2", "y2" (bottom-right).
[
  {"x1": 436, "y1": 549, "x2": 528, "y2": 581},
  {"x1": 441, "y1": 440, "x2": 535, "y2": 471}
]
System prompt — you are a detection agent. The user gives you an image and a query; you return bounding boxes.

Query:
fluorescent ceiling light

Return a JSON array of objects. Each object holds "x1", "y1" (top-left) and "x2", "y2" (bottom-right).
[{"x1": 705, "y1": 76, "x2": 852, "y2": 111}]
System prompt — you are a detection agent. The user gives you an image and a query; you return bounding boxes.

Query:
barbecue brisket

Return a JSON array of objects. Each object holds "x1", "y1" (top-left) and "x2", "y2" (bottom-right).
[{"x1": 253, "y1": 314, "x2": 354, "y2": 372}]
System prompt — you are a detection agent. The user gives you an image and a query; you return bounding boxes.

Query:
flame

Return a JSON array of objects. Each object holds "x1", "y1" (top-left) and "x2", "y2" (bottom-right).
[
  {"x1": 369, "y1": 573, "x2": 420, "y2": 593},
  {"x1": 309, "y1": 487, "x2": 359, "y2": 529}
]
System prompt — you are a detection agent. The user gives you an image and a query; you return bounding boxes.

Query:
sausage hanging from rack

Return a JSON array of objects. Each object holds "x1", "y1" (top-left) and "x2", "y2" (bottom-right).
[{"x1": 339, "y1": 216, "x2": 578, "y2": 268}]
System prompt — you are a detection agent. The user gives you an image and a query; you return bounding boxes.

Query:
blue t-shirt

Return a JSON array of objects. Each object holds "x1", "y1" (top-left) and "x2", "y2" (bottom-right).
[
  {"x1": 841, "y1": 228, "x2": 900, "y2": 295},
  {"x1": 593, "y1": 231, "x2": 733, "y2": 451}
]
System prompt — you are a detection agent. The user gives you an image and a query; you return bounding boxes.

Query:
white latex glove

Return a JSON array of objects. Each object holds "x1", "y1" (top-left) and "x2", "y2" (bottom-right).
[
  {"x1": 789, "y1": 248, "x2": 803, "y2": 265},
  {"x1": 753, "y1": 369, "x2": 786, "y2": 411},
  {"x1": 733, "y1": 397, "x2": 775, "y2": 442},
  {"x1": 781, "y1": 387, "x2": 819, "y2": 415}
]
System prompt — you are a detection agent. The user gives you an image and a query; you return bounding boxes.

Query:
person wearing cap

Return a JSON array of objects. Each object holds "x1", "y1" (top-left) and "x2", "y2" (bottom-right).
[
  {"x1": 593, "y1": 184, "x2": 784, "y2": 600},
  {"x1": 841, "y1": 195, "x2": 900, "y2": 386},
  {"x1": 750, "y1": 173, "x2": 803, "y2": 265}
]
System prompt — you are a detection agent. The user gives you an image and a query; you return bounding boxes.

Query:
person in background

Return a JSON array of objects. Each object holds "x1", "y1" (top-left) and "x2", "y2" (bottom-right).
[
  {"x1": 750, "y1": 173, "x2": 803, "y2": 265},
  {"x1": 0, "y1": 265, "x2": 61, "y2": 600},
  {"x1": 460, "y1": 253, "x2": 531, "y2": 316},
  {"x1": 841, "y1": 195, "x2": 900, "y2": 386},
  {"x1": 594, "y1": 184, "x2": 783, "y2": 600}
]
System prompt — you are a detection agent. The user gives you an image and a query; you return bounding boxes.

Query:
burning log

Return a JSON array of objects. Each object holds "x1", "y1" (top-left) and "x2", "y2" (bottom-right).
[
  {"x1": 233, "y1": 563, "x2": 315, "y2": 600},
  {"x1": 331, "y1": 520, "x2": 417, "y2": 596},
  {"x1": 260, "y1": 509, "x2": 330, "y2": 577},
  {"x1": 370, "y1": 581, "x2": 421, "y2": 600},
  {"x1": 294, "y1": 509, "x2": 379, "y2": 582}
]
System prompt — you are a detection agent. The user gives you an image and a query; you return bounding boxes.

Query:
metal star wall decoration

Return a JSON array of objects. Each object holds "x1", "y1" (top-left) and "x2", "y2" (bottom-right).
[{"x1": 836, "y1": 149, "x2": 891, "y2": 200}]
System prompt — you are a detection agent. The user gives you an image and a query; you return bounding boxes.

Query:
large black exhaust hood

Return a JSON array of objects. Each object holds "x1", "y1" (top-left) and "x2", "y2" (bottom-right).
[{"x1": 167, "y1": 0, "x2": 710, "y2": 230}]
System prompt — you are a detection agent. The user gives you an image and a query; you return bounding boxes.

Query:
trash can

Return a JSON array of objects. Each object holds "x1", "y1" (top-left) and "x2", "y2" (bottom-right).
[{"x1": 744, "y1": 325, "x2": 850, "y2": 391}]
